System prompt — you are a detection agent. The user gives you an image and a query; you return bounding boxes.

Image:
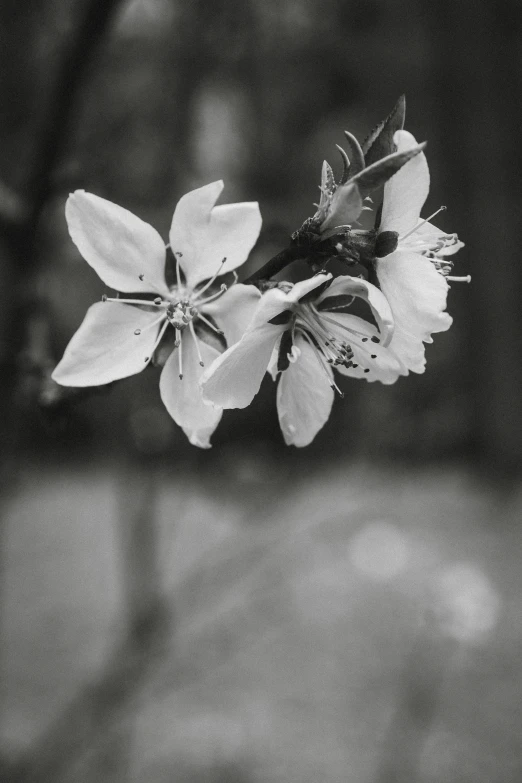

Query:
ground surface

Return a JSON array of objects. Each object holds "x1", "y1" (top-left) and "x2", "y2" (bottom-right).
[{"x1": 2, "y1": 458, "x2": 521, "y2": 782}]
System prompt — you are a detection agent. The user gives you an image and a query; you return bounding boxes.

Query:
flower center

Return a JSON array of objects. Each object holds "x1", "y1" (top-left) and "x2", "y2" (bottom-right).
[{"x1": 100, "y1": 256, "x2": 230, "y2": 378}]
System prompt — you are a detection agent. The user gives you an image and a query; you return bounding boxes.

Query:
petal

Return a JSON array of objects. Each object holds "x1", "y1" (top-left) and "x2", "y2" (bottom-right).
[
  {"x1": 200, "y1": 323, "x2": 284, "y2": 409},
  {"x1": 324, "y1": 312, "x2": 404, "y2": 384},
  {"x1": 66, "y1": 191, "x2": 169, "y2": 295},
  {"x1": 52, "y1": 302, "x2": 163, "y2": 387},
  {"x1": 316, "y1": 275, "x2": 394, "y2": 346},
  {"x1": 169, "y1": 181, "x2": 262, "y2": 288},
  {"x1": 376, "y1": 250, "x2": 452, "y2": 373},
  {"x1": 159, "y1": 332, "x2": 222, "y2": 449},
  {"x1": 276, "y1": 335, "x2": 334, "y2": 447},
  {"x1": 290, "y1": 273, "x2": 332, "y2": 303},
  {"x1": 405, "y1": 220, "x2": 464, "y2": 257},
  {"x1": 202, "y1": 283, "x2": 261, "y2": 347},
  {"x1": 379, "y1": 130, "x2": 429, "y2": 236}
]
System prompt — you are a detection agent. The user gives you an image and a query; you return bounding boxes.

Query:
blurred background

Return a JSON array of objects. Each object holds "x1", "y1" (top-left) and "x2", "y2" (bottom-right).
[{"x1": 1, "y1": 0, "x2": 521, "y2": 781}]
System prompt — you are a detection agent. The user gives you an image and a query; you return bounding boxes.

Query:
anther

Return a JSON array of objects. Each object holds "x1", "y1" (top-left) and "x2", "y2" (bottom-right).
[
  {"x1": 101, "y1": 294, "x2": 107, "y2": 302},
  {"x1": 447, "y1": 275, "x2": 471, "y2": 283},
  {"x1": 364, "y1": 368, "x2": 370, "y2": 373},
  {"x1": 134, "y1": 328, "x2": 141, "y2": 336},
  {"x1": 154, "y1": 297, "x2": 162, "y2": 305},
  {"x1": 139, "y1": 274, "x2": 144, "y2": 281},
  {"x1": 362, "y1": 337, "x2": 368, "y2": 343},
  {"x1": 144, "y1": 356, "x2": 149, "y2": 362},
  {"x1": 175, "y1": 252, "x2": 183, "y2": 257},
  {"x1": 371, "y1": 336, "x2": 380, "y2": 343},
  {"x1": 371, "y1": 354, "x2": 377, "y2": 359}
]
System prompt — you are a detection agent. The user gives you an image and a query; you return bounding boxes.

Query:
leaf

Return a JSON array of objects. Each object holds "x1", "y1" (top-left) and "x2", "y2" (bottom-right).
[
  {"x1": 343, "y1": 131, "x2": 365, "y2": 177},
  {"x1": 321, "y1": 160, "x2": 336, "y2": 196},
  {"x1": 336, "y1": 145, "x2": 351, "y2": 185},
  {"x1": 350, "y1": 142, "x2": 426, "y2": 196},
  {"x1": 320, "y1": 181, "x2": 363, "y2": 232},
  {"x1": 362, "y1": 95, "x2": 406, "y2": 166}
]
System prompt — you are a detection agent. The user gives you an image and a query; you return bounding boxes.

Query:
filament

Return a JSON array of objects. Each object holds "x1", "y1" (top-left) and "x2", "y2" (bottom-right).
[
  {"x1": 193, "y1": 258, "x2": 227, "y2": 299},
  {"x1": 399, "y1": 206, "x2": 447, "y2": 241},
  {"x1": 144, "y1": 318, "x2": 170, "y2": 364},
  {"x1": 189, "y1": 321, "x2": 205, "y2": 366}
]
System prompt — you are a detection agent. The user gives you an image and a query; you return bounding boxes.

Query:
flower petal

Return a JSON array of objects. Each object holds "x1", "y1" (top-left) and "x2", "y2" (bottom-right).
[
  {"x1": 379, "y1": 130, "x2": 429, "y2": 236},
  {"x1": 316, "y1": 275, "x2": 394, "y2": 346},
  {"x1": 376, "y1": 250, "x2": 452, "y2": 373},
  {"x1": 159, "y1": 332, "x2": 222, "y2": 449},
  {"x1": 277, "y1": 335, "x2": 334, "y2": 447},
  {"x1": 405, "y1": 220, "x2": 464, "y2": 257},
  {"x1": 202, "y1": 283, "x2": 261, "y2": 347},
  {"x1": 66, "y1": 191, "x2": 169, "y2": 295},
  {"x1": 200, "y1": 323, "x2": 285, "y2": 409},
  {"x1": 52, "y1": 302, "x2": 163, "y2": 387},
  {"x1": 324, "y1": 313, "x2": 404, "y2": 384},
  {"x1": 290, "y1": 273, "x2": 332, "y2": 303},
  {"x1": 169, "y1": 181, "x2": 262, "y2": 288}
]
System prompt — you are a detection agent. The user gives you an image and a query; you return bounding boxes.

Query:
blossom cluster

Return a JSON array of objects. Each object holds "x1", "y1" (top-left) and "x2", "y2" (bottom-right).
[{"x1": 53, "y1": 99, "x2": 467, "y2": 448}]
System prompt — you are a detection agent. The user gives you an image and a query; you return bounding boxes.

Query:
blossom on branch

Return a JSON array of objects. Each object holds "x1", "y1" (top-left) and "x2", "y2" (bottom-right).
[
  {"x1": 200, "y1": 273, "x2": 401, "y2": 446},
  {"x1": 367, "y1": 129, "x2": 466, "y2": 376},
  {"x1": 52, "y1": 181, "x2": 262, "y2": 448}
]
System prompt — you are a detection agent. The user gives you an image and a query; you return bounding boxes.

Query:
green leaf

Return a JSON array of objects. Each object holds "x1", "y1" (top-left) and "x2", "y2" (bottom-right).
[
  {"x1": 362, "y1": 95, "x2": 406, "y2": 166},
  {"x1": 336, "y1": 145, "x2": 351, "y2": 185},
  {"x1": 343, "y1": 131, "x2": 365, "y2": 177},
  {"x1": 350, "y1": 141, "x2": 426, "y2": 196}
]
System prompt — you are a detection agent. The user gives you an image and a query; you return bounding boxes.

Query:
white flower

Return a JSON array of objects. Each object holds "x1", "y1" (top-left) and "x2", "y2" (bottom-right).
[
  {"x1": 52, "y1": 181, "x2": 262, "y2": 448},
  {"x1": 370, "y1": 129, "x2": 466, "y2": 376},
  {"x1": 200, "y1": 273, "x2": 402, "y2": 447}
]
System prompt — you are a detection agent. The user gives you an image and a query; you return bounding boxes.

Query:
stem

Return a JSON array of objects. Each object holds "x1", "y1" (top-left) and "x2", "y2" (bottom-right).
[{"x1": 243, "y1": 245, "x2": 304, "y2": 285}]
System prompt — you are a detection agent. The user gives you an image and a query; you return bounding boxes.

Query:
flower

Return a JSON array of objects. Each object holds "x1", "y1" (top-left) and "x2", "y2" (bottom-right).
[
  {"x1": 366, "y1": 129, "x2": 466, "y2": 376},
  {"x1": 200, "y1": 273, "x2": 402, "y2": 447},
  {"x1": 52, "y1": 181, "x2": 262, "y2": 448}
]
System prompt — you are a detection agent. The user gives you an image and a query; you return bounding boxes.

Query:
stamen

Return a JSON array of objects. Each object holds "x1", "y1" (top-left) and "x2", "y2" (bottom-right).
[
  {"x1": 176, "y1": 257, "x2": 182, "y2": 289},
  {"x1": 193, "y1": 258, "x2": 227, "y2": 299},
  {"x1": 447, "y1": 275, "x2": 471, "y2": 283},
  {"x1": 189, "y1": 321, "x2": 205, "y2": 367},
  {"x1": 178, "y1": 330, "x2": 183, "y2": 379},
  {"x1": 318, "y1": 311, "x2": 374, "y2": 341},
  {"x1": 196, "y1": 312, "x2": 224, "y2": 335},
  {"x1": 134, "y1": 312, "x2": 166, "y2": 337},
  {"x1": 399, "y1": 206, "x2": 447, "y2": 241},
  {"x1": 103, "y1": 297, "x2": 164, "y2": 307},
  {"x1": 299, "y1": 330, "x2": 344, "y2": 398},
  {"x1": 196, "y1": 284, "x2": 227, "y2": 307},
  {"x1": 144, "y1": 317, "x2": 170, "y2": 364}
]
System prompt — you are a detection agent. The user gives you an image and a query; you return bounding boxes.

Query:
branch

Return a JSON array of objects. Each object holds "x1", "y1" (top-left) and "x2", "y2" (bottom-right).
[{"x1": 24, "y1": 0, "x2": 123, "y2": 236}]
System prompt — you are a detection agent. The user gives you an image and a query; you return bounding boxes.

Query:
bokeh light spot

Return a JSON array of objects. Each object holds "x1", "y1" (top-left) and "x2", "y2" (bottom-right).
[
  {"x1": 434, "y1": 563, "x2": 501, "y2": 642},
  {"x1": 349, "y1": 521, "x2": 409, "y2": 581}
]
